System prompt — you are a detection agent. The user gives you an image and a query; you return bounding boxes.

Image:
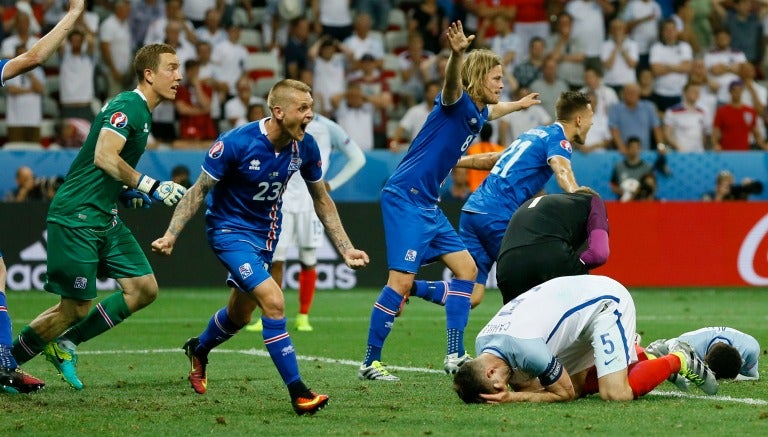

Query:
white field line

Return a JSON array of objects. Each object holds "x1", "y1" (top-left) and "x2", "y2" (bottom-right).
[{"x1": 77, "y1": 348, "x2": 767, "y2": 405}]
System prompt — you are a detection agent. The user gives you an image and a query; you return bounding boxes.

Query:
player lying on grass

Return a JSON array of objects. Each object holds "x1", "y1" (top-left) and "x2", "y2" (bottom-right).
[
  {"x1": 640, "y1": 326, "x2": 759, "y2": 391},
  {"x1": 453, "y1": 275, "x2": 718, "y2": 403}
]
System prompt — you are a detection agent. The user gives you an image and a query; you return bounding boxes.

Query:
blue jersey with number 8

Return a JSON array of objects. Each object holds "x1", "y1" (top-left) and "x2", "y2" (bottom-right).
[
  {"x1": 463, "y1": 123, "x2": 572, "y2": 218},
  {"x1": 202, "y1": 118, "x2": 322, "y2": 250}
]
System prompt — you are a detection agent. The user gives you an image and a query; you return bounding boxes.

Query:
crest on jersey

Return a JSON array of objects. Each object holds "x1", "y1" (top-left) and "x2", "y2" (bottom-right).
[
  {"x1": 109, "y1": 112, "x2": 128, "y2": 129},
  {"x1": 238, "y1": 262, "x2": 253, "y2": 279},
  {"x1": 288, "y1": 157, "x2": 302, "y2": 172},
  {"x1": 208, "y1": 141, "x2": 224, "y2": 159},
  {"x1": 744, "y1": 112, "x2": 754, "y2": 125},
  {"x1": 560, "y1": 140, "x2": 573, "y2": 153}
]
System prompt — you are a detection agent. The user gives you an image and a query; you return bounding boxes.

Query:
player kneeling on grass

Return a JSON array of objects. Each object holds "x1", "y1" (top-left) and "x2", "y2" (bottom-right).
[
  {"x1": 639, "y1": 326, "x2": 759, "y2": 391},
  {"x1": 453, "y1": 275, "x2": 718, "y2": 404}
]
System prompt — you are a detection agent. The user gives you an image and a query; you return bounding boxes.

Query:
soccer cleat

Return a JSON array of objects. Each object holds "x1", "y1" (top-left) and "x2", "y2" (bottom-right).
[
  {"x1": 294, "y1": 314, "x2": 313, "y2": 332},
  {"x1": 358, "y1": 360, "x2": 400, "y2": 381},
  {"x1": 183, "y1": 337, "x2": 208, "y2": 394},
  {"x1": 669, "y1": 340, "x2": 718, "y2": 395},
  {"x1": 43, "y1": 339, "x2": 83, "y2": 390},
  {"x1": 644, "y1": 339, "x2": 669, "y2": 359},
  {"x1": 292, "y1": 390, "x2": 329, "y2": 415},
  {"x1": 0, "y1": 367, "x2": 45, "y2": 394},
  {"x1": 244, "y1": 319, "x2": 263, "y2": 332},
  {"x1": 667, "y1": 372, "x2": 690, "y2": 392},
  {"x1": 444, "y1": 353, "x2": 472, "y2": 375}
]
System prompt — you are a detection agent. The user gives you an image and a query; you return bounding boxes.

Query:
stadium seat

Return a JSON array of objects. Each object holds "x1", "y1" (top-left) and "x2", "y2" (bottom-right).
[
  {"x1": 252, "y1": 77, "x2": 281, "y2": 99},
  {"x1": 387, "y1": 8, "x2": 407, "y2": 31},
  {"x1": 238, "y1": 28, "x2": 263, "y2": 52},
  {"x1": 3, "y1": 142, "x2": 44, "y2": 150},
  {"x1": 384, "y1": 30, "x2": 409, "y2": 54},
  {"x1": 245, "y1": 52, "x2": 281, "y2": 81}
]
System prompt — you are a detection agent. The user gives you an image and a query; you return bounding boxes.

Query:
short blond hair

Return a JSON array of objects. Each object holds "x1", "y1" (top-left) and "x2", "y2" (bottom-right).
[
  {"x1": 134, "y1": 43, "x2": 176, "y2": 83},
  {"x1": 267, "y1": 79, "x2": 312, "y2": 111},
  {"x1": 461, "y1": 49, "x2": 502, "y2": 102}
]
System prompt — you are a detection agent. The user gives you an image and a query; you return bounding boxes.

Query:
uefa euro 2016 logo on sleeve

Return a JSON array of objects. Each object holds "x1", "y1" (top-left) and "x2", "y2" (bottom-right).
[
  {"x1": 109, "y1": 112, "x2": 128, "y2": 129},
  {"x1": 209, "y1": 141, "x2": 224, "y2": 159}
]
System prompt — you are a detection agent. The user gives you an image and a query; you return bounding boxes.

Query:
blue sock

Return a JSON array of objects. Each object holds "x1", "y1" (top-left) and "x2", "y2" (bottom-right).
[
  {"x1": 445, "y1": 279, "x2": 473, "y2": 356},
  {"x1": 196, "y1": 307, "x2": 243, "y2": 357},
  {"x1": 262, "y1": 316, "x2": 301, "y2": 385},
  {"x1": 0, "y1": 291, "x2": 17, "y2": 369},
  {"x1": 363, "y1": 286, "x2": 403, "y2": 366},
  {"x1": 411, "y1": 280, "x2": 448, "y2": 305}
]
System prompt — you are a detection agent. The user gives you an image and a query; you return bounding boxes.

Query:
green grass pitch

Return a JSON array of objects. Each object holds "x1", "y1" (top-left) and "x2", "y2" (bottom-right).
[{"x1": 4, "y1": 286, "x2": 768, "y2": 436}]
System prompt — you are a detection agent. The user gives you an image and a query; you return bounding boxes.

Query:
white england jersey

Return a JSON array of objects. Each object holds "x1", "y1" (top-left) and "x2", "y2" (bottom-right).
[
  {"x1": 475, "y1": 275, "x2": 637, "y2": 383},
  {"x1": 678, "y1": 327, "x2": 760, "y2": 379}
]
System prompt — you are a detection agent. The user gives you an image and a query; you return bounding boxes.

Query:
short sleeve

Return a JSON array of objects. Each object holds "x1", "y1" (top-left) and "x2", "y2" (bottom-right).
[
  {"x1": 202, "y1": 137, "x2": 237, "y2": 181},
  {"x1": 299, "y1": 135, "x2": 323, "y2": 183},
  {"x1": 100, "y1": 97, "x2": 144, "y2": 140}
]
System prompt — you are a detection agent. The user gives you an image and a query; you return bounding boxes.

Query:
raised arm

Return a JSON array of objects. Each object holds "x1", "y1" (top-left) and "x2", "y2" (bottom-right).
[
  {"x1": 442, "y1": 21, "x2": 475, "y2": 105},
  {"x1": 548, "y1": 155, "x2": 579, "y2": 193},
  {"x1": 2, "y1": 0, "x2": 84, "y2": 81}
]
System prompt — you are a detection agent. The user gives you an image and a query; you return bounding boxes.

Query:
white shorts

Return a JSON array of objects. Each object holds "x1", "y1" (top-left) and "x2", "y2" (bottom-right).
[
  {"x1": 557, "y1": 300, "x2": 638, "y2": 378},
  {"x1": 273, "y1": 210, "x2": 324, "y2": 262}
]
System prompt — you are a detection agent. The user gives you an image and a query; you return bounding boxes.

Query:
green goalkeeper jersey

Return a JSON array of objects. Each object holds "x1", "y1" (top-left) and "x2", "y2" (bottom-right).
[{"x1": 48, "y1": 90, "x2": 153, "y2": 229}]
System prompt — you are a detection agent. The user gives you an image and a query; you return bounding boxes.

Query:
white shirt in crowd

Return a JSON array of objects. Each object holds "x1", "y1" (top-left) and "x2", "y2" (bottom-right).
[
  {"x1": 649, "y1": 41, "x2": 693, "y2": 97},
  {"x1": 5, "y1": 67, "x2": 44, "y2": 128}
]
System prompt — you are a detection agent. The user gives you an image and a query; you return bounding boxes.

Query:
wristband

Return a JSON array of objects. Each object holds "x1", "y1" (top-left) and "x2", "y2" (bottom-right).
[{"x1": 137, "y1": 174, "x2": 160, "y2": 195}]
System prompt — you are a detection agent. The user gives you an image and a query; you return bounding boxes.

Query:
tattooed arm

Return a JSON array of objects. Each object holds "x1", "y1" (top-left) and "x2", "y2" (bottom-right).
[
  {"x1": 307, "y1": 180, "x2": 370, "y2": 269},
  {"x1": 151, "y1": 171, "x2": 217, "y2": 256}
]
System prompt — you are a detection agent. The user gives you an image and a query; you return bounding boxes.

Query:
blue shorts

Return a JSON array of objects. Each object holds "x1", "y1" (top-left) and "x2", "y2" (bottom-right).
[
  {"x1": 459, "y1": 211, "x2": 509, "y2": 285},
  {"x1": 208, "y1": 229, "x2": 273, "y2": 292},
  {"x1": 382, "y1": 190, "x2": 466, "y2": 273}
]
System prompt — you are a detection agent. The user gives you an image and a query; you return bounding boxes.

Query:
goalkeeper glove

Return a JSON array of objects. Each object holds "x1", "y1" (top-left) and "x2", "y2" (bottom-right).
[
  {"x1": 137, "y1": 174, "x2": 187, "y2": 206},
  {"x1": 119, "y1": 188, "x2": 152, "y2": 209}
]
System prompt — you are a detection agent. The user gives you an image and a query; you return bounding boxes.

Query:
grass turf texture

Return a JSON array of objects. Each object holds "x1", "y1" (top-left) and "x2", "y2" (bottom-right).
[{"x1": 4, "y1": 287, "x2": 768, "y2": 435}]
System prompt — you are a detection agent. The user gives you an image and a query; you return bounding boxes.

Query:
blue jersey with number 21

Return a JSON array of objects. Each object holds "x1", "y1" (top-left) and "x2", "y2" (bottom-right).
[
  {"x1": 202, "y1": 118, "x2": 322, "y2": 250},
  {"x1": 385, "y1": 92, "x2": 488, "y2": 206},
  {"x1": 463, "y1": 123, "x2": 573, "y2": 219}
]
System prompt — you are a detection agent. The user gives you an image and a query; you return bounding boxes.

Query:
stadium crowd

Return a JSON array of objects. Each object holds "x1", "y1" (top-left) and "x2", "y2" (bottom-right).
[{"x1": 1, "y1": 0, "x2": 767, "y2": 200}]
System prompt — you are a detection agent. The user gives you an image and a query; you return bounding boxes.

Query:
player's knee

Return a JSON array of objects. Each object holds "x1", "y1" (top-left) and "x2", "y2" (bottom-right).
[{"x1": 257, "y1": 293, "x2": 285, "y2": 319}]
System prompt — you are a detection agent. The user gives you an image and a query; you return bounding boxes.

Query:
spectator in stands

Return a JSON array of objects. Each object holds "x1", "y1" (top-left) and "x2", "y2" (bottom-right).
[
  {"x1": 332, "y1": 82, "x2": 385, "y2": 151},
  {"x1": 195, "y1": 40, "x2": 228, "y2": 127},
  {"x1": 546, "y1": 13, "x2": 585, "y2": 89},
  {"x1": 506, "y1": 0, "x2": 551, "y2": 61},
  {"x1": 737, "y1": 62, "x2": 768, "y2": 141},
  {"x1": 284, "y1": 17, "x2": 311, "y2": 80},
  {"x1": 440, "y1": 167, "x2": 472, "y2": 202},
  {"x1": 212, "y1": 23, "x2": 248, "y2": 97},
  {"x1": 601, "y1": 18, "x2": 639, "y2": 94},
  {"x1": 566, "y1": 0, "x2": 613, "y2": 72},
  {"x1": 4, "y1": 166, "x2": 43, "y2": 202},
  {"x1": 174, "y1": 59, "x2": 217, "y2": 149},
  {"x1": 649, "y1": 19, "x2": 693, "y2": 112},
  {"x1": 420, "y1": 49, "x2": 450, "y2": 84},
  {"x1": 247, "y1": 102, "x2": 267, "y2": 122},
  {"x1": 663, "y1": 82, "x2": 710, "y2": 152},
  {"x1": 309, "y1": 36, "x2": 350, "y2": 116},
  {"x1": 262, "y1": 0, "x2": 292, "y2": 52},
  {"x1": 609, "y1": 82, "x2": 664, "y2": 153},
  {"x1": 389, "y1": 80, "x2": 441, "y2": 152},
  {"x1": 1, "y1": 9, "x2": 39, "y2": 58},
  {"x1": 355, "y1": 0, "x2": 391, "y2": 32},
  {"x1": 182, "y1": 0, "x2": 216, "y2": 27},
  {"x1": 622, "y1": 0, "x2": 662, "y2": 72},
  {"x1": 580, "y1": 67, "x2": 619, "y2": 118},
  {"x1": 144, "y1": 0, "x2": 197, "y2": 47},
  {"x1": 477, "y1": 15, "x2": 519, "y2": 77},
  {"x1": 579, "y1": 90, "x2": 613, "y2": 153},
  {"x1": 713, "y1": 80, "x2": 767, "y2": 151},
  {"x1": 610, "y1": 136, "x2": 657, "y2": 201},
  {"x1": 691, "y1": 0, "x2": 715, "y2": 52},
  {"x1": 5, "y1": 44, "x2": 45, "y2": 144},
  {"x1": 513, "y1": 36, "x2": 546, "y2": 88},
  {"x1": 495, "y1": 85, "x2": 552, "y2": 146},
  {"x1": 704, "y1": 28, "x2": 747, "y2": 105},
  {"x1": 407, "y1": 0, "x2": 449, "y2": 54},
  {"x1": 195, "y1": 8, "x2": 228, "y2": 46},
  {"x1": 99, "y1": 0, "x2": 134, "y2": 97},
  {"x1": 671, "y1": 0, "x2": 701, "y2": 55},
  {"x1": 712, "y1": 0, "x2": 767, "y2": 68},
  {"x1": 688, "y1": 58, "x2": 719, "y2": 128},
  {"x1": 349, "y1": 53, "x2": 393, "y2": 149},
  {"x1": 311, "y1": 0, "x2": 354, "y2": 42},
  {"x1": 343, "y1": 13, "x2": 385, "y2": 71},
  {"x1": 164, "y1": 20, "x2": 196, "y2": 75},
  {"x1": 637, "y1": 67, "x2": 655, "y2": 101},
  {"x1": 702, "y1": 170, "x2": 764, "y2": 201},
  {"x1": 224, "y1": 76, "x2": 265, "y2": 128},
  {"x1": 59, "y1": 28, "x2": 95, "y2": 122},
  {"x1": 171, "y1": 164, "x2": 192, "y2": 189},
  {"x1": 397, "y1": 32, "x2": 434, "y2": 107},
  {"x1": 58, "y1": 118, "x2": 90, "y2": 148},
  {"x1": 129, "y1": 0, "x2": 165, "y2": 51},
  {"x1": 465, "y1": 124, "x2": 504, "y2": 192},
  {"x1": 530, "y1": 57, "x2": 569, "y2": 120}
]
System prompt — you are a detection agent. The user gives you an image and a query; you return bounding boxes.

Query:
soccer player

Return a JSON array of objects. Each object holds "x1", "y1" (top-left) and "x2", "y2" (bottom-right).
[
  {"x1": 358, "y1": 21, "x2": 541, "y2": 381},
  {"x1": 643, "y1": 327, "x2": 759, "y2": 389},
  {"x1": 453, "y1": 275, "x2": 718, "y2": 404},
  {"x1": 11, "y1": 43, "x2": 187, "y2": 391},
  {"x1": 245, "y1": 113, "x2": 366, "y2": 333},
  {"x1": 495, "y1": 188, "x2": 609, "y2": 304},
  {"x1": 0, "y1": 0, "x2": 87, "y2": 394},
  {"x1": 150, "y1": 79, "x2": 369, "y2": 415}
]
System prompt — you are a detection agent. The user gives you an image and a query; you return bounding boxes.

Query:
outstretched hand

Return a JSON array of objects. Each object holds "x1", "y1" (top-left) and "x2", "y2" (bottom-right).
[
  {"x1": 343, "y1": 248, "x2": 370, "y2": 270},
  {"x1": 516, "y1": 92, "x2": 541, "y2": 109},
  {"x1": 446, "y1": 21, "x2": 475, "y2": 54}
]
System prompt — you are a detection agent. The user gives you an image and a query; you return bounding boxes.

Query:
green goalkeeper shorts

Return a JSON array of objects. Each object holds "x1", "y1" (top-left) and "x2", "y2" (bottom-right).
[{"x1": 45, "y1": 219, "x2": 153, "y2": 300}]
